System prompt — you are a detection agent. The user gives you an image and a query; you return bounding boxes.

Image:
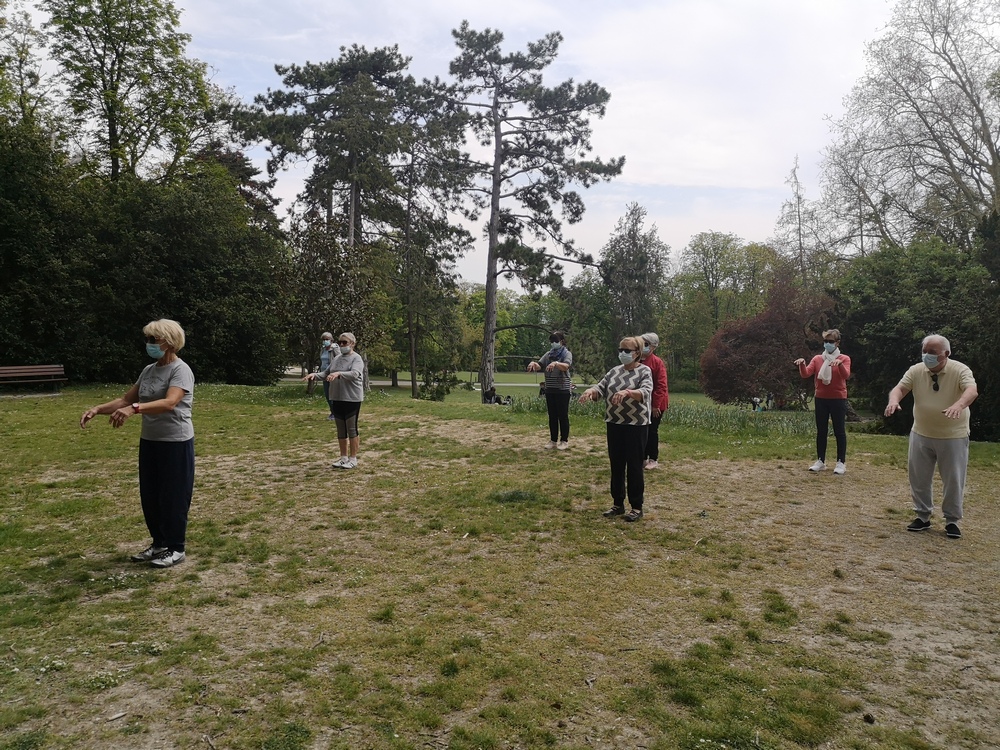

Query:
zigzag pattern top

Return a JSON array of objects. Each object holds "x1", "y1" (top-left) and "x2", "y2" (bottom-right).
[{"x1": 593, "y1": 364, "x2": 653, "y2": 425}]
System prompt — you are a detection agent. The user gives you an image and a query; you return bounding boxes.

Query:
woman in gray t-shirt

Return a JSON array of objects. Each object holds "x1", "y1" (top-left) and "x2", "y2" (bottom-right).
[
  {"x1": 303, "y1": 331, "x2": 365, "y2": 469},
  {"x1": 80, "y1": 319, "x2": 195, "y2": 568}
]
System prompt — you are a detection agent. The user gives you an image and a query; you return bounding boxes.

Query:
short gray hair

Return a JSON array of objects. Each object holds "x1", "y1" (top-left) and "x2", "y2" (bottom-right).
[
  {"x1": 922, "y1": 334, "x2": 950, "y2": 354},
  {"x1": 339, "y1": 332, "x2": 357, "y2": 345}
]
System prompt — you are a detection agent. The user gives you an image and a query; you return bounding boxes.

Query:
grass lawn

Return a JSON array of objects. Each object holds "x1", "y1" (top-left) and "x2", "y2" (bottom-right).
[{"x1": 2, "y1": 385, "x2": 999, "y2": 749}]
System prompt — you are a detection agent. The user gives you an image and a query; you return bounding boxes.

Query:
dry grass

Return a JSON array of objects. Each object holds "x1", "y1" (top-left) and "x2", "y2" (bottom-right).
[{"x1": 1, "y1": 386, "x2": 999, "y2": 749}]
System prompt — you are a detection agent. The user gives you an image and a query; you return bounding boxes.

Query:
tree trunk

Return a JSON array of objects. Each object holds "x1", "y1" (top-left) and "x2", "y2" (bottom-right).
[{"x1": 478, "y1": 96, "x2": 504, "y2": 400}]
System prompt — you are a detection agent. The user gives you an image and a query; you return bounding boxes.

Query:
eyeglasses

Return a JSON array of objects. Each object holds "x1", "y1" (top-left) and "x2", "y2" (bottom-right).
[
  {"x1": 338, "y1": 341, "x2": 350, "y2": 346},
  {"x1": 823, "y1": 340, "x2": 837, "y2": 344},
  {"x1": 931, "y1": 374, "x2": 939, "y2": 391},
  {"x1": 617, "y1": 348, "x2": 636, "y2": 354},
  {"x1": 145, "y1": 336, "x2": 159, "y2": 344}
]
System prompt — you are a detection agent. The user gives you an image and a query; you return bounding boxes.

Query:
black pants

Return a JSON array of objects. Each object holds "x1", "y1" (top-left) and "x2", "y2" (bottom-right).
[
  {"x1": 138, "y1": 438, "x2": 194, "y2": 552},
  {"x1": 814, "y1": 397, "x2": 847, "y2": 463},
  {"x1": 545, "y1": 391, "x2": 571, "y2": 442},
  {"x1": 644, "y1": 413, "x2": 663, "y2": 460},
  {"x1": 607, "y1": 422, "x2": 647, "y2": 509},
  {"x1": 323, "y1": 380, "x2": 334, "y2": 414}
]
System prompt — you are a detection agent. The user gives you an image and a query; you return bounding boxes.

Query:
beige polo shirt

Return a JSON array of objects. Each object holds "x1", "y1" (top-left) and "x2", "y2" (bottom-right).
[{"x1": 897, "y1": 359, "x2": 976, "y2": 439}]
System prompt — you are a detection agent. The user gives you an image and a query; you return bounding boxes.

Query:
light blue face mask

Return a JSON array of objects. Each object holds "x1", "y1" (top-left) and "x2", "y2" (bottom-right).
[
  {"x1": 618, "y1": 351, "x2": 635, "y2": 365},
  {"x1": 146, "y1": 343, "x2": 165, "y2": 359},
  {"x1": 824, "y1": 342, "x2": 837, "y2": 354},
  {"x1": 339, "y1": 345, "x2": 352, "y2": 355},
  {"x1": 550, "y1": 342, "x2": 561, "y2": 351},
  {"x1": 922, "y1": 353, "x2": 940, "y2": 369}
]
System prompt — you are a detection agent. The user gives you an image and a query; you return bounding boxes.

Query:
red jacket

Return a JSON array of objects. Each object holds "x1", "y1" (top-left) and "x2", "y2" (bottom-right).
[
  {"x1": 643, "y1": 353, "x2": 669, "y2": 412},
  {"x1": 799, "y1": 353, "x2": 851, "y2": 399}
]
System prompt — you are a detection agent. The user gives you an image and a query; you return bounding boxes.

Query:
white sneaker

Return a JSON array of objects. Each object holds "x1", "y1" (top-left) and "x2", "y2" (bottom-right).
[
  {"x1": 343, "y1": 457, "x2": 358, "y2": 469},
  {"x1": 150, "y1": 549, "x2": 185, "y2": 568},
  {"x1": 834, "y1": 461, "x2": 846, "y2": 475},
  {"x1": 544, "y1": 441, "x2": 557, "y2": 450},
  {"x1": 808, "y1": 460, "x2": 826, "y2": 472},
  {"x1": 556, "y1": 441, "x2": 569, "y2": 451},
  {"x1": 332, "y1": 456, "x2": 349, "y2": 469},
  {"x1": 646, "y1": 459, "x2": 658, "y2": 470}
]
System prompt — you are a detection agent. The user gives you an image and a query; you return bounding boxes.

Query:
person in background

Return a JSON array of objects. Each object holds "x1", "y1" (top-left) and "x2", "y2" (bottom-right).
[
  {"x1": 795, "y1": 328, "x2": 852, "y2": 475},
  {"x1": 527, "y1": 331, "x2": 573, "y2": 450},
  {"x1": 885, "y1": 334, "x2": 977, "y2": 539},
  {"x1": 579, "y1": 336, "x2": 653, "y2": 522},
  {"x1": 640, "y1": 332, "x2": 669, "y2": 469},
  {"x1": 304, "y1": 332, "x2": 365, "y2": 469},
  {"x1": 80, "y1": 319, "x2": 195, "y2": 568},
  {"x1": 319, "y1": 331, "x2": 336, "y2": 420}
]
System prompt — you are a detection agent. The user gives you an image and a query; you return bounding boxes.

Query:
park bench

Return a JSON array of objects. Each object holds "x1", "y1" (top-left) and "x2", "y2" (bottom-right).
[{"x1": 0, "y1": 364, "x2": 68, "y2": 392}]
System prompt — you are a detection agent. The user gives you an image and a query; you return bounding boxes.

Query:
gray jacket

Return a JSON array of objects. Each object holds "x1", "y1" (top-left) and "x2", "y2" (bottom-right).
[{"x1": 317, "y1": 351, "x2": 365, "y2": 402}]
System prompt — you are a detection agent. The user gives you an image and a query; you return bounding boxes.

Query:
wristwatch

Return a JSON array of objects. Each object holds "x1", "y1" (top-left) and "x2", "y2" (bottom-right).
[{"x1": 132, "y1": 402, "x2": 141, "y2": 413}]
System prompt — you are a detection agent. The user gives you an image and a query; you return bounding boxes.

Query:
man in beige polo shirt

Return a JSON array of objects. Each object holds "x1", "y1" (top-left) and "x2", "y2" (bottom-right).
[{"x1": 885, "y1": 334, "x2": 978, "y2": 539}]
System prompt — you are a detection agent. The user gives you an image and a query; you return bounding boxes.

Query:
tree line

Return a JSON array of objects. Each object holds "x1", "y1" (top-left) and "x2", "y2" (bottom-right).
[{"x1": 2, "y1": 0, "x2": 999, "y2": 438}]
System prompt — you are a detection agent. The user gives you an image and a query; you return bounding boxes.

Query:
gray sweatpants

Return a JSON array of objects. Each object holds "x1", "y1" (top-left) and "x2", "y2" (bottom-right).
[{"x1": 908, "y1": 431, "x2": 969, "y2": 524}]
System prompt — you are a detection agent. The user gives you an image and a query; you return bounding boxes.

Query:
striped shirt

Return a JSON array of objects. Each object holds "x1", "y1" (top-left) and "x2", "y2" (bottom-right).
[{"x1": 537, "y1": 347, "x2": 573, "y2": 392}]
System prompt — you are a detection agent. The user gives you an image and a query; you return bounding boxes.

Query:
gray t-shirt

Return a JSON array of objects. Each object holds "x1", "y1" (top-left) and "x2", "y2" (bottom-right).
[{"x1": 135, "y1": 358, "x2": 195, "y2": 441}]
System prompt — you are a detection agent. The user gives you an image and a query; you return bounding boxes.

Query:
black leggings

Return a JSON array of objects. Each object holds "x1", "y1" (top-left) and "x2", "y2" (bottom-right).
[
  {"x1": 545, "y1": 392, "x2": 571, "y2": 442},
  {"x1": 331, "y1": 400, "x2": 362, "y2": 439},
  {"x1": 607, "y1": 422, "x2": 647, "y2": 509},
  {"x1": 814, "y1": 397, "x2": 847, "y2": 463}
]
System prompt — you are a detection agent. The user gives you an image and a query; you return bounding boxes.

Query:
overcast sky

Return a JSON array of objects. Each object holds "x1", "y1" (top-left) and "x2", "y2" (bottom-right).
[{"x1": 181, "y1": 0, "x2": 894, "y2": 285}]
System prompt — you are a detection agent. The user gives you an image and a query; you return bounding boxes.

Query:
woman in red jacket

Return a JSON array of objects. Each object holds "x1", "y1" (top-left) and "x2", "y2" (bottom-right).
[
  {"x1": 795, "y1": 328, "x2": 851, "y2": 475},
  {"x1": 640, "y1": 332, "x2": 669, "y2": 469}
]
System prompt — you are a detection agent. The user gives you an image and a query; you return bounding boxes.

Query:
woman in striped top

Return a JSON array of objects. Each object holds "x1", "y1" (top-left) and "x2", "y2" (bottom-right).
[{"x1": 579, "y1": 336, "x2": 653, "y2": 522}]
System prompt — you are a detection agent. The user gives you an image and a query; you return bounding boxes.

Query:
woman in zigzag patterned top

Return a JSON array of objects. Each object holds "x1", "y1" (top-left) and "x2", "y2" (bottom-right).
[{"x1": 579, "y1": 336, "x2": 653, "y2": 522}]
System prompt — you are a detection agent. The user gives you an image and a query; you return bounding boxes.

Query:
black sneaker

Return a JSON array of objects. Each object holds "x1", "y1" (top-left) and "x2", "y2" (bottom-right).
[
  {"x1": 602, "y1": 506, "x2": 625, "y2": 517},
  {"x1": 623, "y1": 509, "x2": 643, "y2": 522},
  {"x1": 130, "y1": 545, "x2": 167, "y2": 562},
  {"x1": 945, "y1": 523, "x2": 962, "y2": 539},
  {"x1": 907, "y1": 518, "x2": 931, "y2": 532}
]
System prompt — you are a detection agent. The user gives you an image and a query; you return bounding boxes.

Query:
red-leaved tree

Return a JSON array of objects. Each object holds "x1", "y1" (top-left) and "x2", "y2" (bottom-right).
[{"x1": 700, "y1": 274, "x2": 834, "y2": 408}]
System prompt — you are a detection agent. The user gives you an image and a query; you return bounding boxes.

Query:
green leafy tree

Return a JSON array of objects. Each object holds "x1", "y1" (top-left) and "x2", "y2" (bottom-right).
[
  {"x1": 246, "y1": 44, "x2": 412, "y2": 242},
  {"x1": 600, "y1": 202, "x2": 669, "y2": 340},
  {"x1": 42, "y1": 0, "x2": 211, "y2": 180},
  {"x1": 390, "y1": 79, "x2": 473, "y2": 397},
  {"x1": 558, "y1": 269, "x2": 615, "y2": 383},
  {"x1": 1, "y1": 1, "x2": 52, "y2": 125},
  {"x1": 448, "y1": 21, "x2": 624, "y2": 392},
  {"x1": 834, "y1": 236, "x2": 989, "y2": 431}
]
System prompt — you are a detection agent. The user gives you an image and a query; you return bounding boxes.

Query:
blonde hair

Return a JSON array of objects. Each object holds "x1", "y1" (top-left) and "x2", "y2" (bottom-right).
[
  {"x1": 143, "y1": 319, "x2": 185, "y2": 351},
  {"x1": 822, "y1": 329, "x2": 841, "y2": 343}
]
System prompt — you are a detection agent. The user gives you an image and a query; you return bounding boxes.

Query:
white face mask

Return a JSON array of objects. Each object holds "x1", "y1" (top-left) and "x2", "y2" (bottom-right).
[
  {"x1": 618, "y1": 350, "x2": 635, "y2": 365},
  {"x1": 339, "y1": 345, "x2": 352, "y2": 355}
]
